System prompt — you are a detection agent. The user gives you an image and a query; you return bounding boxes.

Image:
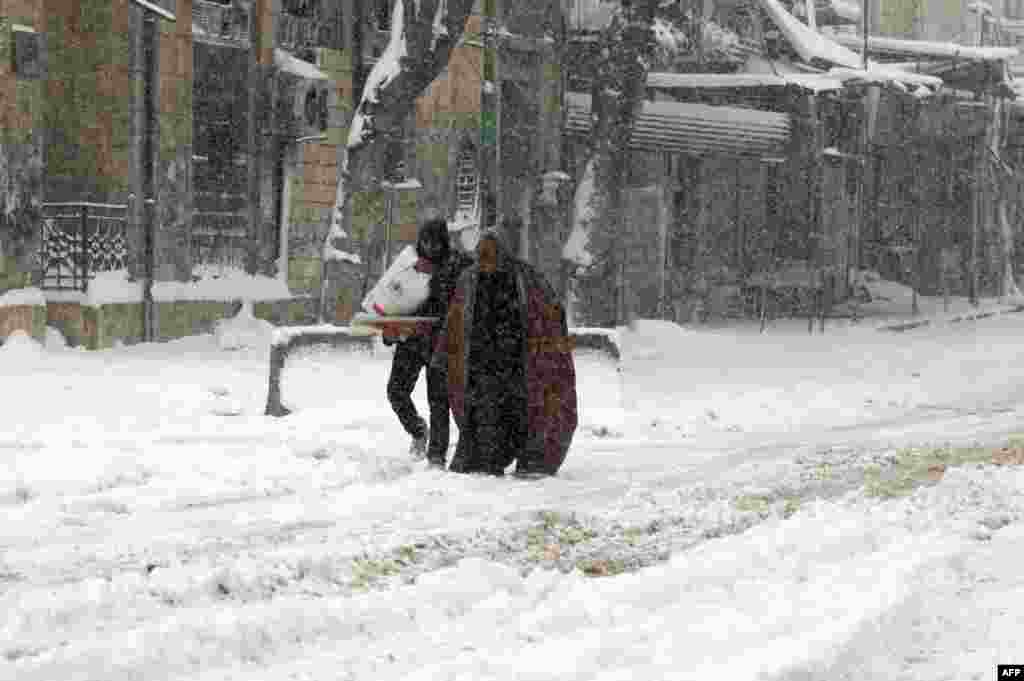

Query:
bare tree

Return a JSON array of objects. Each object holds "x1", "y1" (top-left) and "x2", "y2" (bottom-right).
[
  {"x1": 563, "y1": 0, "x2": 657, "y2": 326},
  {"x1": 318, "y1": 0, "x2": 477, "y2": 322}
]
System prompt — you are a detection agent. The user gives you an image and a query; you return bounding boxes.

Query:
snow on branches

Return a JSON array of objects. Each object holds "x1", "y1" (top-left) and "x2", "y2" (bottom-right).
[{"x1": 319, "y1": 0, "x2": 475, "y2": 322}]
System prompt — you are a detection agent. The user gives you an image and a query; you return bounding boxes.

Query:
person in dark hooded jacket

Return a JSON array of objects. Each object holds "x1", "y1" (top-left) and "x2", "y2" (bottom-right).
[
  {"x1": 431, "y1": 223, "x2": 578, "y2": 477},
  {"x1": 383, "y1": 218, "x2": 473, "y2": 466}
]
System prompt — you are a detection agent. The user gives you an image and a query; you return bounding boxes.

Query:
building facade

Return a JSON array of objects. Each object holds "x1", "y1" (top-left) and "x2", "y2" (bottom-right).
[{"x1": 0, "y1": 0, "x2": 569, "y2": 344}]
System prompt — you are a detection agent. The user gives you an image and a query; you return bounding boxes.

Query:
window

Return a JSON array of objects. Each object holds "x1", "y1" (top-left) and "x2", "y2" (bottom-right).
[{"x1": 454, "y1": 145, "x2": 479, "y2": 220}]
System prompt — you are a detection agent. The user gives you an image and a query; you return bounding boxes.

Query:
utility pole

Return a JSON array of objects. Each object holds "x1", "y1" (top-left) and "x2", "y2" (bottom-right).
[
  {"x1": 247, "y1": 0, "x2": 264, "y2": 275},
  {"x1": 969, "y1": 4, "x2": 988, "y2": 306},
  {"x1": 480, "y1": 0, "x2": 503, "y2": 231},
  {"x1": 129, "y1": 0, "x2": 176, "y2": 341}
]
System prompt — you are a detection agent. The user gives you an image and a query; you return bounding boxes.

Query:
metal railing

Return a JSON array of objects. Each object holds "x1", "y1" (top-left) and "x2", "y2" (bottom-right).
[
  {"x1": 39, "y1": 202, "x2": 129, "y2": 292},
  {"x1": 192, "y1": 0, "x2": 250, "y2": 45}
]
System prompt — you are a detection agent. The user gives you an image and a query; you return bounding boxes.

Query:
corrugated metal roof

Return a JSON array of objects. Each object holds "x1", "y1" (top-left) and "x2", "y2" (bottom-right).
[{"x1": 566, "y1": 93, "x2": 792, "y2": 159}]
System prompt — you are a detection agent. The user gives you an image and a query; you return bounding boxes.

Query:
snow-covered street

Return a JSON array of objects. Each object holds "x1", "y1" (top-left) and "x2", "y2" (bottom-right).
[{"x1": 3, "y1": 306, "x2": 1024, "y2": 680}]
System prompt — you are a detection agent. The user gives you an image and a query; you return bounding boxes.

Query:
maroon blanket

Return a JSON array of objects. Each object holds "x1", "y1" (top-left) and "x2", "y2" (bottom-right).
[{"x1": 433, "y1": 258, "x2": 578, "y2": 475}]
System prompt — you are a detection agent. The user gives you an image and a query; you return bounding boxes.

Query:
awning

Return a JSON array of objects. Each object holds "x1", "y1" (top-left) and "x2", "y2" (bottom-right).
[
  {"x1": 274, "y1": 48, "x2": 329, "y2": 80},
  {"x1": 566, "y1": 92, "x2": 791, "y2": 159},
  {"x1": 647, "y1": 71, "x2": 845, "y2": 93}
]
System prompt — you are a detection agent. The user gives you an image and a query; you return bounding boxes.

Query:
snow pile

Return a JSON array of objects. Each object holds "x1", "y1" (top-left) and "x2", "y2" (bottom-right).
[
  {"x1": 213, "y1": 301, "x2": 275, "y2": 351},
  {"x1": 617, "y1": 319, "x2": 695, "y2": 361},
  {"x1": 45, "y1": 326, "x2": 68, "y2": 350},
  {"x1": 0, "y1": 286, "x2": 45, "y2": 307},
  {"x1": 0, "y1": 329, "x2": 43, "y2": 359},
  {"x1": 162, "y1": 267, "x2": 292, "y2": 303}
]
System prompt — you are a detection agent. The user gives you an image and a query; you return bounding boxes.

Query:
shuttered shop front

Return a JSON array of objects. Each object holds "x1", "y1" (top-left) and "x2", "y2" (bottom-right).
[{"x1": 566, "y1": 93, "x2": 792, "y2": 159}]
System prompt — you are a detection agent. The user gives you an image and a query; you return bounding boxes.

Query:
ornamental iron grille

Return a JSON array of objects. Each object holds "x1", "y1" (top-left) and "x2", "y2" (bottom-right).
[{"x1": 39, "y1": 202, "x2": 129, "y2": 291}]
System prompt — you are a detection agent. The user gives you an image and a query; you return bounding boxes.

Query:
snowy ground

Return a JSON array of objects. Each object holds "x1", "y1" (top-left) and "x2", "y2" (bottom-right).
[{"x1": 3, "y1": 292, "x2": 1024, "y2": 680}]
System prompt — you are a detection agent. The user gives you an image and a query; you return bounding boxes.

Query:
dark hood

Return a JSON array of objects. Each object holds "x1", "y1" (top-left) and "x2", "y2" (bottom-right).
[
  {"x1": 477, "y1": 227, "x2": 518, "y2": 273},
  {"x1": 416, "y1": 218, "x2": 451, "y2": 263}
]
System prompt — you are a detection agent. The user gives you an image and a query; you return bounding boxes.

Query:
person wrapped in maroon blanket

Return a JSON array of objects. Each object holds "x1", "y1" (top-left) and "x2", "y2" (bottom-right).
[
  {"x1": 382, "y1": 218, "x2": 473, "y2": 467},
  {"x1": 431, "y1": 225, "x2": 578, "y2": 477}
]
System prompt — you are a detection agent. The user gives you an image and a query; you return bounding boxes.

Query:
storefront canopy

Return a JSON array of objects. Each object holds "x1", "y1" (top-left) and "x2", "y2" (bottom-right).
[{"x1": 566, "y1": 92, "x2": 791, "y2": 159}]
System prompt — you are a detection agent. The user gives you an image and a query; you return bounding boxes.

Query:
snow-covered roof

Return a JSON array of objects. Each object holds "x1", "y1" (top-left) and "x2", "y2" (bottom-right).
[
  {"x1": 647, "y1": 71, "x2": 845, "y2": 93},
  {"x1": 274, "y1": 49, "x2": 329, "y2": 81},
  {"x1": 826, "y1": 33, "x2": 1019, "y2": 62},
  {"x1": 828, "y1": 65, "x2": 943, "y2": 91},
  {"x1": 756, "y1": 0, "x2": 863, "y2": 69},
  {"x1": 824, "y1": 0, "x2": 861, "y2": 23}
]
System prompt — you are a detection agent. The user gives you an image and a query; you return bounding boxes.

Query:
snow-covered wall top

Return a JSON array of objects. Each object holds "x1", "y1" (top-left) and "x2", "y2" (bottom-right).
[
  {"x1": 0, "y1": 287, "x2": 46, "y2": 308},
  {"x1": 42, "y1": 270, "x2": 293, "y2": 307}
]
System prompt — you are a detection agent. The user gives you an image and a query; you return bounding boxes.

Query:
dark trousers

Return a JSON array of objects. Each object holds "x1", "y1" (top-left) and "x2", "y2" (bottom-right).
[
  {"x1": 449, "y1": 373, "x2": 525, "y2": 476},
  {"x1": 387, "y1": 339, "x2": 450, "y2": 461}
]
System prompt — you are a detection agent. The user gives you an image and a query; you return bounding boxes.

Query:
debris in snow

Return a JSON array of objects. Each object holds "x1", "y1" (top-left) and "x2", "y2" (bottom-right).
[
  {"x1": 0, "y1": 286, "x2": 45, "y2": 308},
  {"x1": 213, "y1": 300, "x2": 275, "y2": 351}
]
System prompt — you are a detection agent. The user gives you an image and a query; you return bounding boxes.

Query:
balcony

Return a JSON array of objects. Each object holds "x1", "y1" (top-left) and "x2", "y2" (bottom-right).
[{"x1": 192, "y1": 0, "x2": 251, "y2": 46}]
